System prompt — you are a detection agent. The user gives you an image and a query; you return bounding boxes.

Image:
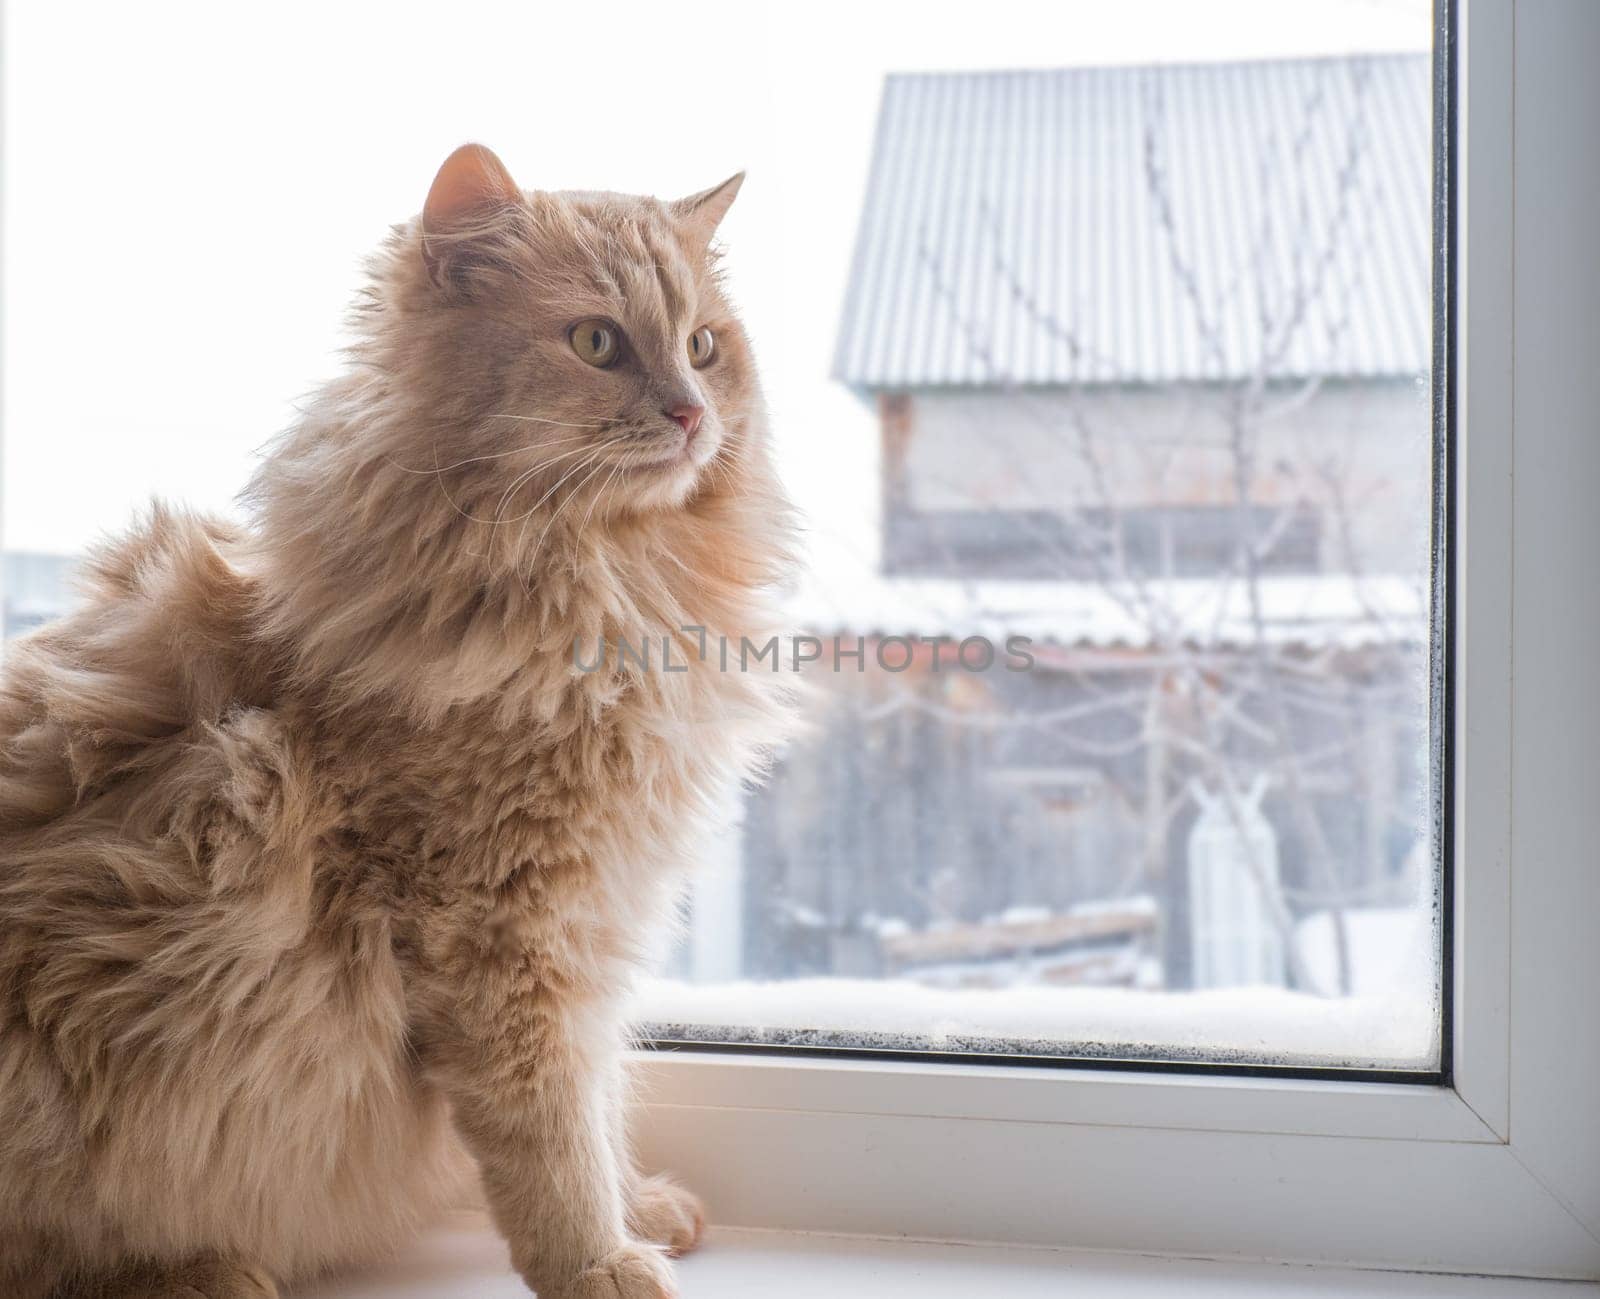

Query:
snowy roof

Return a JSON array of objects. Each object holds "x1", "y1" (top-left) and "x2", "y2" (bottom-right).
[
  {"x1": 782, "y1": 570, "x2": 1426, "y2": 652},
  {"x1": 834, "y1": 54, "x2": 1432, "y2": 390}
]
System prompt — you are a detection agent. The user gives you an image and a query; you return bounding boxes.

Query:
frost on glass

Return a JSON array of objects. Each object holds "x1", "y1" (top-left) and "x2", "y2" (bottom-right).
[{"x1": 646, "y1": 50, "x2": 1443, "y2": 1072}]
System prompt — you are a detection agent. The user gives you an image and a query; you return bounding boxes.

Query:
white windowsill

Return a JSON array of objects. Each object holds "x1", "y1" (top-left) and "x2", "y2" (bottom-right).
[{"x1": 287, "y1": 1215, "x2": 1599, "y2": 1297}]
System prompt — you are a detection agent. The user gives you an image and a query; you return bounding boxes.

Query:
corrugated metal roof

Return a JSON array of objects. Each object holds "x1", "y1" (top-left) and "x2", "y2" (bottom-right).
[{"x1": 834, "y1": 54, "x2": 1431, "y2": 389}]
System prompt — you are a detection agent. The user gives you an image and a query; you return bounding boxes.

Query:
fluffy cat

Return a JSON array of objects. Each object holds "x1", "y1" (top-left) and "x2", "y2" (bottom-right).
[{"x1": 0, "y1": 143, "x2": 794, "y2": 1298}]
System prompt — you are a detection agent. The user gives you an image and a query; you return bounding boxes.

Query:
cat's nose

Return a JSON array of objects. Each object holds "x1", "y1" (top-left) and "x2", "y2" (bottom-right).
[{"x1": 667, "y1": 404, "x2": 704, "y2": 438}]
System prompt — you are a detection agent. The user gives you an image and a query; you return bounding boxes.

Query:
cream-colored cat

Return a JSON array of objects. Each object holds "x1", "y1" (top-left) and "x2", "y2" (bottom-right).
[{"x1": 0, "y1": 144, "x2": 793, "y2": 1298}]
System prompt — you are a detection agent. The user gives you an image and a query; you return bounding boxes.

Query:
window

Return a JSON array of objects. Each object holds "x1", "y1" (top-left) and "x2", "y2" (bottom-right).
[
  {"x1": 632, "y1": 0, "x2": 1600, "y2": 1278},
  {"x1": 7, "y1": 0, "x2": 1599, "y2": 1280},
  {"x1": 6, "y1": 2, "x2": 1446, "y2": 1075},
  {"x1": 7, "y1": 4, "x2": 1450, "y2": 1078},
  {"x1": 643, "y1": 25, "x2": 1444, "y2": 1075}
]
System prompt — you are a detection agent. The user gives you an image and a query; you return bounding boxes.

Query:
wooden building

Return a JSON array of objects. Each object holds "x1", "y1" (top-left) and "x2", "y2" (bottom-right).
[{"x1": 731, "y1": 54, "x2": 1435, "y2": 994}]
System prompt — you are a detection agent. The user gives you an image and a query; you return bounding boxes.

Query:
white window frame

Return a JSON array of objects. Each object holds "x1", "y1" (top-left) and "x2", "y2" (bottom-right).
[{"x1": 626, "y1": 0, "x2": 1600, "y2": 1280}]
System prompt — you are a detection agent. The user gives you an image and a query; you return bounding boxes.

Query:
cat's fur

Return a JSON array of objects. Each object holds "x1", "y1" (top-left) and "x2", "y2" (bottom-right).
[{"x1": 0, "y1": 144, "x2": 793, "y2": 1298}]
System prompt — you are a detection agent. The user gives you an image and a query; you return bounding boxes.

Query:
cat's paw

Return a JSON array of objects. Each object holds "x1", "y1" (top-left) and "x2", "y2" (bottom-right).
[
  {"x1": 539, "y1": 1242, "x2": 677, "y2": 1299},
  {"x1": 628, "y1": 1174, "x2": 706, "y2": 1257}
]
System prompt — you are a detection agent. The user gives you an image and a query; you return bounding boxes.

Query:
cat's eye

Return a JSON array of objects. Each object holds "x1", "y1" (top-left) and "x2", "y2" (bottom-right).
[
  {"x1": 570, "y1": 320, "x2": 621, "y2": 368},
  {"x1": 687, "y1": 326, "x2": 716, "y2": 369}
]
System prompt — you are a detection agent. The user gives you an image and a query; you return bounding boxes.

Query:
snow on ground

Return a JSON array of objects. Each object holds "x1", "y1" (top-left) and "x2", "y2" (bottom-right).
[
  {"x1": 642, "y1": 901, "x2": 1441, "y2": 1071},
  {"x1": 1297, "y1": 907, "x2": 1430, "y2": 999},
  {"x1": 634, "y1": 970, "x2": 1439, "y2": 1071}
]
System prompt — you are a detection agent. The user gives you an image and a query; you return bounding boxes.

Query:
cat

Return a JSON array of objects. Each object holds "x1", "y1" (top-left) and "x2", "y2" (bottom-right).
[{"x1": 0, "y1": 143, "x2": 795, "y2": 1298}]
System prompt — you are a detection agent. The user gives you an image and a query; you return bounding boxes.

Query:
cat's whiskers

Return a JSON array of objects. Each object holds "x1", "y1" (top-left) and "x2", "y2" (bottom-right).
[
  {"x1": 700, "y1": 439, "x2": 738, "y2": 495},
  {"x1": 460, "y1": 442, "x2": 613, "y2": 561},
  {"x1": 385, "y1": 434, "x2": 600, "y2": 530},
  {"x1": 426, "y1": 440, "x2": 493, "y2": 527},
  {"x1": 491, "y1": 440, "x2": 613, "y2": 524},
  {"x1": 510, "y1": 446, "x2": 613, "y2": 553},
  {"x1": 496, "y1": 438, "x2": 628, "y2": 526},
  {"x1": 385, "y1": 432, "x2": 594, "y2": 478},
  {"x1": 425, "y1": 436, "x2": 630, "y2": 530},
  {"x1": 484, "y1": 413, "x2": 608, "y2": 429},
  {"x1": 518, "y1": 453, "x2": 616, "y2": 593},
  {"x1": 575, "y1": 453, "x2": 632, "y2": 538}
]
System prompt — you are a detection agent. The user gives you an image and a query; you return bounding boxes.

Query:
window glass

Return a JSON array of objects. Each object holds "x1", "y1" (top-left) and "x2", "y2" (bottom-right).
[{"x1": 3, "y1": 0, "x2": 1443, "y2": 1073}]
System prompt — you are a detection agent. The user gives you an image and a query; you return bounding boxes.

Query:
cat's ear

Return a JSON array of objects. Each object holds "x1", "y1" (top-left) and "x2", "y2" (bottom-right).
[
  {"x1": 421, "y1": 143, "x2": 523, "y2": 286},
  {"x1": 671, "y1": 172, "x2": 745, "y2": 253}
]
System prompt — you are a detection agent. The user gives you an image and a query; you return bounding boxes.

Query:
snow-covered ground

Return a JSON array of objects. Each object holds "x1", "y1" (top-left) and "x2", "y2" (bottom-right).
[{"x1": 635, "y1": 960, "x2": 1439, "y2": 1072}]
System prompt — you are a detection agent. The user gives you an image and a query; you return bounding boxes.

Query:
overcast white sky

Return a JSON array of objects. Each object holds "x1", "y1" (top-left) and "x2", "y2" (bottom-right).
[{"x1": 2, "y1": 0, "x2": 1430, "y2": 565}]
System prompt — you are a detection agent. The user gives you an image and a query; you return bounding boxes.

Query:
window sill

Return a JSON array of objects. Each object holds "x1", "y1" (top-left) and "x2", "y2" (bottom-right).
[{"x1": 288, "y1": 1214, "x2": 1598, "y2": 1297}]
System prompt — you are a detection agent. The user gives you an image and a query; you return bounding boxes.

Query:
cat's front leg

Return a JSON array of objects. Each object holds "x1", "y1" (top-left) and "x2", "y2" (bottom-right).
[{"x1": 416, "y1": 943, "x2": 675, "y2": 1298}]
